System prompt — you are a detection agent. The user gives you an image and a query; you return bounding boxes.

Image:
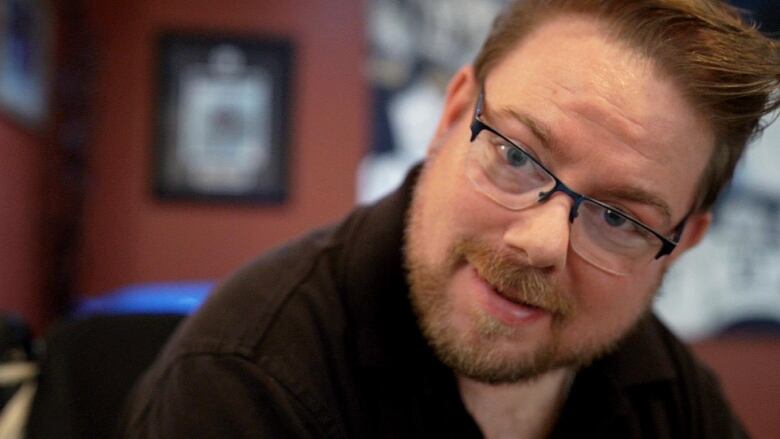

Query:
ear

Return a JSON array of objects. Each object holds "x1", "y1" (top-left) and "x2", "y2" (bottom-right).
[
  {"x1": 428, "y1": 66, "x2": 478, "y2": 154},
  {"x1": 663, "y1": 211, "x2": 712, "y2": 267}
]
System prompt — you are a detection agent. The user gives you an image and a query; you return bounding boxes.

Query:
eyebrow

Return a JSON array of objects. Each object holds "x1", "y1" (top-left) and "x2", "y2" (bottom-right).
[
  {"x1": 597, "y1": 187, "x2": 674, "y2": 227},
  {"x1": 494, "y1": 106, "x2": 559, "y2": 153}
]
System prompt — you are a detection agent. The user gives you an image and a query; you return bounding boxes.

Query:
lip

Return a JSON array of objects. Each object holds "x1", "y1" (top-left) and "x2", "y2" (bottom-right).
[{"x1": 468, "y1": 265, "x2": 549, "y2": 327}]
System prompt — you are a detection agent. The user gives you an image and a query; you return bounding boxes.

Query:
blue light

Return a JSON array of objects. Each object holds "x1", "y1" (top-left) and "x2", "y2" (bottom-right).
[{"x1": 72, "y1": 282, "x2": 215, "y2": 317}]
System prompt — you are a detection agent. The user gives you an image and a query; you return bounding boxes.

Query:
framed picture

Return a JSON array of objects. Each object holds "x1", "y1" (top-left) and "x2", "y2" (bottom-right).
[
  {"x1": 154, "y1": 33, "x2": 293, "y2": 203},
  {"x1": 0, "y1": 0, "x2": 52, "y2": 126}
]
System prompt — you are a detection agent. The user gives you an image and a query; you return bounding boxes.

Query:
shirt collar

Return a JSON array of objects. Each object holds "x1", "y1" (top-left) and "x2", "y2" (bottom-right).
[
  {"x1": 593, "y1": 312, "x2": 678, "y2": 388},
  {"x1": 339, "y1": 164, "x2": 430, "y2": 370}
]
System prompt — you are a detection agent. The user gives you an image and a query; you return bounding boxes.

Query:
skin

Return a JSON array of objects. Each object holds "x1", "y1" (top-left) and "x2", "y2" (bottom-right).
[{"x1": 404, "y1": 14, "x2": 714, "y2": 439}]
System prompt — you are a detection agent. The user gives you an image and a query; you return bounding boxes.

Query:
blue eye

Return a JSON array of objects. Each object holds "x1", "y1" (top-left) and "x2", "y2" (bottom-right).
[
  {"x1": 504, "y1": 145, "x2": 529, "y2": 167},
  {"x1": 603, "y1": 209, "x2": 627, "y2": 228}
]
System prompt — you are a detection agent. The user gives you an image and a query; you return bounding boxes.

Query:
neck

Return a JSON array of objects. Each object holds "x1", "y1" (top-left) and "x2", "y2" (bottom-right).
[{"x1": 457, "y1": 367, "x2": 575, "y2": 439}]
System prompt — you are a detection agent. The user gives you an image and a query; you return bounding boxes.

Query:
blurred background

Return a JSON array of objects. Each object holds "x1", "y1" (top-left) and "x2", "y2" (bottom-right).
[{"x1": 0, "y1": 0, "x2": 777, "y2": 437}]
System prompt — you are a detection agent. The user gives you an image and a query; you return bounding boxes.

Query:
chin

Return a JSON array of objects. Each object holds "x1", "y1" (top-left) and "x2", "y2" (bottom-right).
[{"x1": 412, "y1": 276, "x2": 648, "y2": 384}]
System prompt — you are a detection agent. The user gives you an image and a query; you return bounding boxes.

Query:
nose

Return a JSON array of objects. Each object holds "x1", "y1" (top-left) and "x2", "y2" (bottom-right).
[{"x1": 502, "y1": 193, "x2": 571, "y2": 271}]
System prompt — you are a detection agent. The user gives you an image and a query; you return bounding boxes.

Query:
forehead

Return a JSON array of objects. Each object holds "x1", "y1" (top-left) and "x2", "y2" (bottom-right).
[{"x1": 483, "y1": 14, "x2": 714, "y2": 220}]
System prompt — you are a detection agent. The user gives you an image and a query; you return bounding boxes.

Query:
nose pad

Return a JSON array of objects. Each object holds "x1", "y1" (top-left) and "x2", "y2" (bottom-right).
[
  {"x1": 538, "y1": 180, "x2": 582, "y2": 223},
  {"x1": 502, "y1": 195, "x2": 571, "y2": 270}
]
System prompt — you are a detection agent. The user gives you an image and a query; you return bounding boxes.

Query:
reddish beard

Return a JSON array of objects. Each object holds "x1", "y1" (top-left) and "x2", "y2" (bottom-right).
[
  {"x1": 454, "y1": 239, "x2": 574, "y2": 319},
  {"x1": 406, "y1": 236, "x2": 585, "y2": 383}
]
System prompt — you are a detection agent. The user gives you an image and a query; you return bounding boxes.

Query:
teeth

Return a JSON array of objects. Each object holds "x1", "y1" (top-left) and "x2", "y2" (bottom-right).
[{"x1": 508, "y1": 305, "x2": 535, "y2": 319}]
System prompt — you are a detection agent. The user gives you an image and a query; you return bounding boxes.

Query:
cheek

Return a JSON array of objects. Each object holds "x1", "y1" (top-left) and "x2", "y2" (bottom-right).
[
  {"x1": 562, "y1": 259, "x2": 662, "y2": 340},
  {"x1": 437, "y1": 185, "x2": 515, "y2": 262},
  {"x1": 414, "y1": 149, "x2": 506, "y2": 260}
]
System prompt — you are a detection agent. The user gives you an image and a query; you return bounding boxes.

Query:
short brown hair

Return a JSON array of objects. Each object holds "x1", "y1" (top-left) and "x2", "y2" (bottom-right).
[{"x1": 473, "y1": 0, "x2": 780, "y2": 212}]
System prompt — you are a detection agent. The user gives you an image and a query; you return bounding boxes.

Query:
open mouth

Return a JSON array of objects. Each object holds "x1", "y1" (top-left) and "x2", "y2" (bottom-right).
[
  {"x1": 495, "y1": 285, "x2": 543, "y2": 309},
  {"x1": 472, "y1": 266, "x2": 544, "y2": 308},
  {"x1": 469, "y1": 266, "x2": 548, "y2": 325}
]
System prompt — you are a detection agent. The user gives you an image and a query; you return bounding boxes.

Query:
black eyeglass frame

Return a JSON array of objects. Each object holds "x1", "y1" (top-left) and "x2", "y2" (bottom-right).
[{"x1": 469, "y1": 89, "x2": 687, "y2": 260}]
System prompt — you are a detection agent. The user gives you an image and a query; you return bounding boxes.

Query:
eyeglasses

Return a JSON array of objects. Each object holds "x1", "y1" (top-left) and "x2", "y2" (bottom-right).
[{"x1": 466, "y1": 89, "x2": 686, "y2": 276}]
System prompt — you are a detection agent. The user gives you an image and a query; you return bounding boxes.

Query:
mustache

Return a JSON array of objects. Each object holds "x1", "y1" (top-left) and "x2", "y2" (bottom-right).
[{"x1": 452, "y1": 239, "x2": 574, "y2": 317}]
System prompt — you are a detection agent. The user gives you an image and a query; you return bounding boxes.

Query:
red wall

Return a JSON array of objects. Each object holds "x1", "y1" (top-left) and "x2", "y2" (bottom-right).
[
  {"x1": 0, "y1": 117, "x2": 44, "y2": 330},
  {"x1": 78, "y1": 0, "x2": 367, "y2": 296},
  {"x1": 693, "y1": 337, "x2": 780, "y2": 439}
]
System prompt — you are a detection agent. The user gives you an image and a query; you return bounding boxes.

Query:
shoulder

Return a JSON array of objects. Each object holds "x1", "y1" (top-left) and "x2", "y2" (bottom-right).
[
  {"x1": 120, "y1": 352, "x2": 343, "y2": 438},
  {"x1": 176, "y1": 223, "x2": 352, "y2": 356},
  {"x1": 120, "y1": 172, "x2": 419, "y2": 438},
  {"x1": 121, "y1": 206, "x2": 378, "y2": 438}
]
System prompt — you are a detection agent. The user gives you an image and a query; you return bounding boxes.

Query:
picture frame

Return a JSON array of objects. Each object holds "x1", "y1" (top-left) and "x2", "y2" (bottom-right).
[
  {"x1": 153, "y1": 33, "x2": 293, "y2": 203},
  {"x1": 0, "y1": 0, "x2": 52, "y2": 127}
]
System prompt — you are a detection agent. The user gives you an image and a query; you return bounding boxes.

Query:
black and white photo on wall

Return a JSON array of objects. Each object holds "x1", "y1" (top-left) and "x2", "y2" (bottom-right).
[{"x1": 154, "y1": 33, "x2": 292, "y2": 203}]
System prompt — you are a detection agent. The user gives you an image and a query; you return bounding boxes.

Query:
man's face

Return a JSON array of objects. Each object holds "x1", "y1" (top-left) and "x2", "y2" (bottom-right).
[{"x1": 405, "y1": 15, "x2": 714, "y2": 384}]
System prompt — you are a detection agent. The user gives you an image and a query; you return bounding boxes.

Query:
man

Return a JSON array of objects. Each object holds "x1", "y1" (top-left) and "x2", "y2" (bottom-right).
[{"x1": 120, "y1": 1, "x2": 779, "y2": 437}]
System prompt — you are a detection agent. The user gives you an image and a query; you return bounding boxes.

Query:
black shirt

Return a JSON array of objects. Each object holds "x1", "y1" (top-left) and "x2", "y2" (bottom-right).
[{"x1": 120, "y1": 169, "x2": 746, "y2": 438}]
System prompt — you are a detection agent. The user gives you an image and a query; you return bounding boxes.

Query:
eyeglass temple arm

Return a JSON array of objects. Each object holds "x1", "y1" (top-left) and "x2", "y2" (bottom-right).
[
  {"x1": 470, "y1": 90, "x2": 487, "y2": 143},
  {"x1": 475, "y1": 89, "x2": 485, "y2": 119},
  {"x1": 654, "y1": 216, "x2": 689, "y2": 259}
]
